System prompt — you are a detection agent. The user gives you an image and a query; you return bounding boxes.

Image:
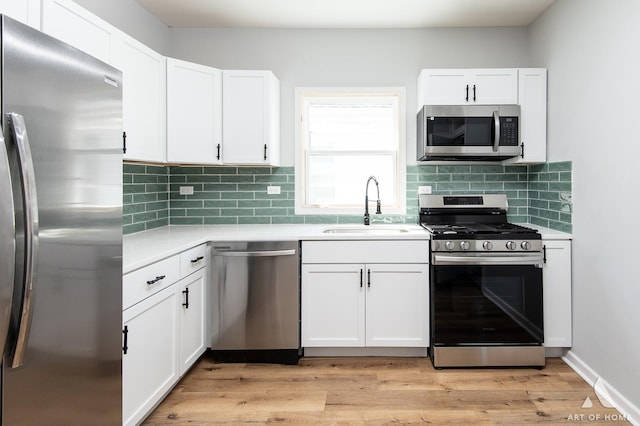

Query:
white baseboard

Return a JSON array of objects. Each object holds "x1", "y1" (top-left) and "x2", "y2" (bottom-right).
[{"x1": 563, "y1": 350, "x2": 640, "y2": 425}]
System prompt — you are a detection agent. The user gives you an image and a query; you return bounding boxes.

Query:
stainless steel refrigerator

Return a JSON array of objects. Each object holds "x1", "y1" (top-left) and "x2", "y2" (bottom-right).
[{"x1": 0, "y1": 16, "x2": 122, "y2": 425}]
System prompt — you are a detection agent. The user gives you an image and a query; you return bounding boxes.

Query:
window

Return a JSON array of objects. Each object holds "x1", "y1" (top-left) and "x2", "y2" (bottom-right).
[{"x1": 295, "y1": 87, "x2": 406, "y2": 215}]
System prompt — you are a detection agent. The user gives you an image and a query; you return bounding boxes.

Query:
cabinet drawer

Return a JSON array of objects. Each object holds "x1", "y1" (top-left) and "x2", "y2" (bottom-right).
[
  {"x1": 123, "y1": 255, "x2": 180, "y2": 310},
  {"x1": 179, "y1": 244, "x2": 207, "y2": 277},
  {"x1": 302, "y1": 240, "x2": 429, "y2": 264}
]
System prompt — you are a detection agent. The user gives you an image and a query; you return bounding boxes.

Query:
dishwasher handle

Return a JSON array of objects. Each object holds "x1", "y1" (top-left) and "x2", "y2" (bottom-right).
[{"x1": 215, "y1": 249, "x2": 296, "y2": 257}]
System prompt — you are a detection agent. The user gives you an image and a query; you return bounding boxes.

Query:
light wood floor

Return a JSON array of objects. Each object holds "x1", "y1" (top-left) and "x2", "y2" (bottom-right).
[{"x1": 143, "y1": 353, "x2": 628, "y2": 425}]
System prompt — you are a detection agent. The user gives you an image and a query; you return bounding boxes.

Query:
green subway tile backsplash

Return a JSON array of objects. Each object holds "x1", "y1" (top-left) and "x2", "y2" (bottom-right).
[
  {"x1": 123, "y1": 161, "x2": 572, "y2": 235},
  {"x1": 123, "y1": 163, "x2": 169, "y2": 234},
  {"x1": 169, "y1": 166, "x2": 297, "y2": 225},
  {"x1": 528, "y1": 161, "x2": 573, "y2": 233}
]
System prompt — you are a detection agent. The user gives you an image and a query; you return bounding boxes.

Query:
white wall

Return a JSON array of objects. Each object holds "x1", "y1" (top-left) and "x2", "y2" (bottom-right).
[
  {"x1": 529, "y1": 0, "x2": 640, "y2": 411},
  {"x1": 73, "y1": 0, "x2": 169, "y2": 53},
  {"x1": 168, "y1": 27, "x2": 529, "y2": 165}
]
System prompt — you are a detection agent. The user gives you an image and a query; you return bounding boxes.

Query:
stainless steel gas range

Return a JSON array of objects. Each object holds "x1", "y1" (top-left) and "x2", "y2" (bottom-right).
[{"x1": 419, "y1": 194, "x2": 545, "y2": 368}]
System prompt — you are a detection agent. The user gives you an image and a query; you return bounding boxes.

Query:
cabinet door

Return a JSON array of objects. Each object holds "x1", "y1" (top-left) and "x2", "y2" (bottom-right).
[
  {"x1": 365, "y1": 264, "x2": 429, "y2": 347},
  {"x1": 113, "y1": 33, "x2": 166, "y2": 163},
  {"x1": 123, "y1": 285, "x2": 178, "y2": 426},
  {"x1": 222, "y1": 70, "x2": 280, "y2": 165},
  {"x1": 0, "y1": 0, "x2": 40, "y2": 28},
  {"x1": 41, "y1": 0, "x2": 114, "y2": 64},
  {"x1": 417, "y1": 69, "x2": 470, "y2": 107},
  {"x1": 178, "y1": 269, "x2": 207, "y2": 375},
  {"x1": 543, "y1": 240, "x2": 572, "y2": 347},
  {"x1": 511, "y1": 68, "x2": 547, "y2": 164},
  {"x1": 167, "y1": 58, "x2": 222, "y2": 164},
  {"x1": 301, "y1": 264, "x2": 365, "y2": 347},
  {"x1": 471, "y1": 69, "x2": 518, "y2": 104},
  {"x1": 418, "y1": 68, "x2": 518, "y2": 106}
]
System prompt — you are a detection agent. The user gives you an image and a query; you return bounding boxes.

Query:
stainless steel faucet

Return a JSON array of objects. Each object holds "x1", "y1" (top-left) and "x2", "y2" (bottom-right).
[{"x1": 364, "y1": 176, "x2": 381, "y2": 225}]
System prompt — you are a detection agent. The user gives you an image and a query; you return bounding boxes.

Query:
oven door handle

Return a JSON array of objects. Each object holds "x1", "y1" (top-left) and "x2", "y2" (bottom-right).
[{"x1": 432, "y1": 253, "x2": 543, "y2": 266}]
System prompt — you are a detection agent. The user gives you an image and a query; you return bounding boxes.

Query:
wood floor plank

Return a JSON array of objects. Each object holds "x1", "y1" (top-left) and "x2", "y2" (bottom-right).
[{"x1": 142, "y1": 353, "x2": 630, "y2": 425}]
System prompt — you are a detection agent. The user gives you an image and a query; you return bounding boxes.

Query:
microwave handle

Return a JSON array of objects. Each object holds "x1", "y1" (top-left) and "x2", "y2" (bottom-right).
[{"x1": 492, "y1": 110, "x2": 500, "y2": 152}]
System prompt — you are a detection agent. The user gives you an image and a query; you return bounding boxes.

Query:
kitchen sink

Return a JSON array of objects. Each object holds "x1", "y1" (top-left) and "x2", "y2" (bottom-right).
[{"x1": 322, "y1": 225, "x2": 410, "y2": 234}]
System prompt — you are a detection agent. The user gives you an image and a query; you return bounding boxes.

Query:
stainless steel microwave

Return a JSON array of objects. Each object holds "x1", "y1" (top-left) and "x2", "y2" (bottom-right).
[{"x1": 417, "y1": 104, "x2": 520, "y2": 161}]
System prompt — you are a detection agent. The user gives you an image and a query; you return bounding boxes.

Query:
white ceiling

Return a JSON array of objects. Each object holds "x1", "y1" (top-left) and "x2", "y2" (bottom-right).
[{"x1": 134, "y1": 0, "x2": 555, "y2": 29}]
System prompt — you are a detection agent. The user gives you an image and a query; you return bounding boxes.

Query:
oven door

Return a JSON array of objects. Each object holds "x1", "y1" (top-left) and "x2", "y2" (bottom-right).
[{"x1": 431, "y1": 252, "x2": 544, "y2": 348}]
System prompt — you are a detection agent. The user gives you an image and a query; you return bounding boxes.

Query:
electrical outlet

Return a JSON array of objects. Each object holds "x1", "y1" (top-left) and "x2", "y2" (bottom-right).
[
  {"x1": 418, "y1": 185, "x2": 432, "y2": 195},
  {"x1": 267, "y1": 186, "x2": 281, "y2": 195},
  {"x1": 179, "y1": 186, "x2": 194, "y2": 195}
]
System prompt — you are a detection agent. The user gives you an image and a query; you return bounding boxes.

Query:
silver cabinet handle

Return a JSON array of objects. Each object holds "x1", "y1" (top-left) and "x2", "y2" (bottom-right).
[
  {"x1": 0, "y1": 126, "x2": 16, "y2": 359},
  {"x1": 6, "y1": 113, "x2": 40, "y2": 368},
  {"x1": 216, "y1": 249, "x2": 295, "y2": 257}
]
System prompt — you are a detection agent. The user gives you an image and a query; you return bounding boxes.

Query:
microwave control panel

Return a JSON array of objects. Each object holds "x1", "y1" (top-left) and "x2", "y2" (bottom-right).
[{"x1": 500, "y1": 117, "x2": 519, "y2": 146}]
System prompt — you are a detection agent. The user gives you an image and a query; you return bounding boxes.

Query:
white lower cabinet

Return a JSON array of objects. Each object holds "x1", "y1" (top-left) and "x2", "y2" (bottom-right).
[
  {"x1": 302, "y1": 264, "x2": 365, "y2": 346},
  {"x1": 542, "y1": 239, "x2": 572, "y2": 347},
  {"x1": 123, "y1": 285, "x2": 178, "y2": 426},
  {"x1": 178, "y1": 268, "x2": 207, "y2": 375},
  {"x1": 123, "y1": 244, "x2": 208, "y2": 425},
  {"x1": 365, "y1": 263, "x2": 429, "y2": 347},
  {"x1": 301, "y1": 240, "x2": 429, "y2": 348}
]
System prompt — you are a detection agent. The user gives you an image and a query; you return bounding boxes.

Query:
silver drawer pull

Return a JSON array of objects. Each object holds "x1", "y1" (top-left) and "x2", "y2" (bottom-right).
[{"x1": 146, "y1": 275, "x2": 166, "y2": 285}]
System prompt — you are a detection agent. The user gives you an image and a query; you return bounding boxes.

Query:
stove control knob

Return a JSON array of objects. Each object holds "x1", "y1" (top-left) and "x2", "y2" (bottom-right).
[
  {"x1": 521, "y1": 241, "x2": 531, "y2": 250},
  {"x1": 460, "y1": 241, "x2": 470, "y2": 250},
  {"x1": 445, "y1": 241, "x2": 455, "y2": 251},
  {"x1": 482, "y1": 241, "x2": 493, "y2": 251},
  {"x1": 506, "y1": 241, "x2": 516, "y2": 250}
]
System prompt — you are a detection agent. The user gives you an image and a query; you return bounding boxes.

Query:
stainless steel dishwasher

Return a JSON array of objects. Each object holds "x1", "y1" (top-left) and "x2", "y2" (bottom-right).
[{"x1": 210, "y1": 241, "x2": 300, "y2": 364}]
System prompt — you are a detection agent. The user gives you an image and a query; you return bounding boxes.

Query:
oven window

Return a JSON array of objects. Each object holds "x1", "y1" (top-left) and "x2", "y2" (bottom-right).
[
  {"x1": 431, "y1": 264, "x2": 543, "y2": 346},
  {"x1": 427, "y1": 117, "x2": 493, "y2": 147}
]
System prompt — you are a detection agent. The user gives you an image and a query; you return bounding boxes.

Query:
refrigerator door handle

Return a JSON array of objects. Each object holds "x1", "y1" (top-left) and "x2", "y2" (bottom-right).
[
  {"x1": 6, "y1": 113, "x2": 40, "y2": 368},
  {"x1": 0, "y1": 126, "x2": 16, "y2": 358}
]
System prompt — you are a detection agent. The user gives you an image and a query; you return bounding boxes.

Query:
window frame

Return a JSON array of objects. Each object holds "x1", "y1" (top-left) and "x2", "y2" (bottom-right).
[{"x1": 295, "y1": 87, "x2": 406, "y2": 216}]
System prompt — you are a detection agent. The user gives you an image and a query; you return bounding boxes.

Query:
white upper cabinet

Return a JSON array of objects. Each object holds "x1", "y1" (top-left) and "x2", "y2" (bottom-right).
[
  {"x1": 41, "y1": 0, "x2": 167, "y2": 164},
  {"x1": 0, "y1": 0, "x2": 40, "y2": 28},
  {"x1": 418, "y1": 67, "x2": 547, "y2": 164},
  {"x1": 222, "y1": 70, "x2": 280, "y2": 166},
  {"x1": 41, "y1": 0, "x2": 114, "y2": 64},
  {"x1": 505, "y1": 68, "x2": 547, "y2": 164},
  {"x1": 166, "y1": 58, "x2": 222, "y2": 164},
  {"x1": 417, "y1": 68, "x2": 518, "y2": 108},
  {"x1": 113, "y1": 32, "x2": 166, "y2": 163}
]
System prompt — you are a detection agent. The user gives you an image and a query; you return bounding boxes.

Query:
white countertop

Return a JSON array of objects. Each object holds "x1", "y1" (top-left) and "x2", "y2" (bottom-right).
[
  {"x1": 123, "y1": 223, "x2": 428, "y2": 273},
  {"x1": 123, "y1": 222, "x2": 572, "y2": 274},
  {"x1": 519, "y1": 223, "x2": 573, "y2": 240}
]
